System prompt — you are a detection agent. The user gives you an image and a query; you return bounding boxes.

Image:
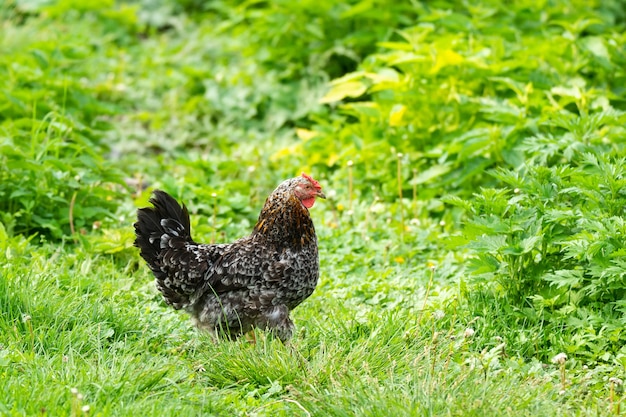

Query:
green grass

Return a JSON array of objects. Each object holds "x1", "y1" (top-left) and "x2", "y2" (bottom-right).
[
  {"x1": 1, "y1": 0, "x2": 626, "y2": 415},
  {"x1": 0, "y1": 221, "x2": 618, "y2": 416}
]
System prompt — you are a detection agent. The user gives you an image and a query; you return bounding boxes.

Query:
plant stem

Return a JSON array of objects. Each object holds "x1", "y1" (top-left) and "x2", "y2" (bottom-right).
[
  {"x1": 69, "y1": 191, "x2": 77, "y2": 243},
  {"x1": 347, "y1": 160, "x2": 354, "y2": 212},
  {"x1": 412, "y1": 168, "x2": 418, "y2": 218},
  {"x1": 417, "y1": 265, "x2": 436, "y2": 326},
  {"x1": 397, "y1": 153, "x2": 404, "y2": 241},
  {"x1": 211, "y1": 192, "x2": 217, "y2": 244}
]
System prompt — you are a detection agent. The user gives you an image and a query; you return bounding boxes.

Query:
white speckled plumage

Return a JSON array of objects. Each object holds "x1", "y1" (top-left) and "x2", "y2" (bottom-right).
[{"x1": 134, "y1": 174, "x2": 324, "y2": 342}]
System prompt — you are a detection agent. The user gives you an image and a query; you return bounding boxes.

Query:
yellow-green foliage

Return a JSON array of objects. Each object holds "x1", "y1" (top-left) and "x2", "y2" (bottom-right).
[{"x1": 1, "y1": 0, "x2": 625, "y2": 415}]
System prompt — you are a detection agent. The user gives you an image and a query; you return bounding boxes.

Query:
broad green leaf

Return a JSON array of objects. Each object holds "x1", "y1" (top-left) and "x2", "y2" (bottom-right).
[
  {"x1": 320, "y1": 81, "x2": 368, "y2": 104},
  {"x1": 410, "y1": 164, "x2": 452, "y2": 185},
  {"x1": 430, "y1": 49, "x2": 464, "y2": 74},
  {"x1": 543, "y1": 270, "x2": 585, "y2": 288},
  {"x1": 388, "y1": 104, "x2": 406, "y2": 127},
  {"x1": 520, "y1": 235, "x2": 542, "y2": 254},
  {"x1": 581, "y1": 36, "x2": 609, "y2": 60}
]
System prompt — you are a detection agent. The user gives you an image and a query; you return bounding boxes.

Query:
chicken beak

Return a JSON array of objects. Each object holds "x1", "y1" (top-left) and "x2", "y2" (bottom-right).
[{"x1": 316, "y1": 190, "x2": 326, "y2": 199}]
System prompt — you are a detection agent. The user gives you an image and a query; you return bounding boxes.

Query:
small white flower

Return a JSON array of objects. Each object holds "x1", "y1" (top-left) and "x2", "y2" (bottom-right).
[
  {"x1": 70, "y1": 388, "x2": 79, "y2": 396},
  {"x1": 81, "y1": 405, "x2": 90, "y2": 413},
  {"x1": 464, "y1": 328, "x2": 475, "y2": 338},
  {"x1": 551, "y1": 353, "x2": 568, "y2": 365},
  {"x1": 347, "y1": 160, "x2": 354, "y2": 167},
  {"x1": 433, "y1": 310, "x2": 445, "y2": 320},
  {"x1": 439, "y1": 220, "x2": 446, "y2": 227},
  {"x1": 609, "y1": 377, "x2": 623, "y2": 386},
  {"x1": 514, "y1": 188, "x2": 520, "y2": 194}
]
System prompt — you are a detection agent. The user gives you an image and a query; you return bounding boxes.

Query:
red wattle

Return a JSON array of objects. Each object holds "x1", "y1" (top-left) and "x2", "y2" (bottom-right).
[{"x1": 302, "y1": 197, "x2": 315, "y2": 208}]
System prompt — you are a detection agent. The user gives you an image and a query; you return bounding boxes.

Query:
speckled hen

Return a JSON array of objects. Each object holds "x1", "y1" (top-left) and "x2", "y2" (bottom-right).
[{"x1": 133, "y1": 174, "x2": 325, "y2": 342}]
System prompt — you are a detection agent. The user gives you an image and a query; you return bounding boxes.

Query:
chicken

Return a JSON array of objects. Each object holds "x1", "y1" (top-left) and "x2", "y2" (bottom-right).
[{"x1": 133, "y1": 173, "x2": 325, "y2": 342}]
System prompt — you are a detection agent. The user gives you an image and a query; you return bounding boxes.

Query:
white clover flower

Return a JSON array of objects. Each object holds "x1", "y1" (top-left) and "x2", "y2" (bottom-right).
[
  {"x1": 464, "y1": 328, "x2": 475, "y2": 338},
  {"x1": 551, "y1": 353, "x2": 568, "y2": 365}
]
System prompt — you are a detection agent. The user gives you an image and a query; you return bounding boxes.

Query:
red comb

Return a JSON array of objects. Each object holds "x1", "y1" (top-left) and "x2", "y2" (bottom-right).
[{"x1": 301, "y1": 172, "x2": 322, "y2": 190}]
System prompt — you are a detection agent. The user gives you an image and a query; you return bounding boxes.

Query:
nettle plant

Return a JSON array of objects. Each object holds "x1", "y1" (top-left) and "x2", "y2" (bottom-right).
[
  {"x1": 303, "y1": 0, "x2": 626, "y2": 207},
  {"x1": 0, "y1": 3, "x2": 142, "y2": 240},
  {"x1": 0, "y1": 112, "x2": 126, "y2": 240},
  {"x1": 447, "y1": 110, "x2": 626, "y2": 360}
]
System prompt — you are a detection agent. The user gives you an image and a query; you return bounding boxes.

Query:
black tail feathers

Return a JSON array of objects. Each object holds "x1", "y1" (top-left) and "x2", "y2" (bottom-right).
[{"x1": 134, "y1": 190, "x2": 194, "y2": 271}]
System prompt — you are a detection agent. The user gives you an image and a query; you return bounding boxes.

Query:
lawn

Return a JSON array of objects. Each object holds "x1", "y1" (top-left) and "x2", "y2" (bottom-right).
[{"x1": 1, "y1": 0, "x2": 625, "y2": 415}]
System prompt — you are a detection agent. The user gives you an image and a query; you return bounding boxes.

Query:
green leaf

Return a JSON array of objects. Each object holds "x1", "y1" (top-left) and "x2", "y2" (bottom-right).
[
  {"x1": 410, "y1": 164, "x2": 451, "y2": 185},
  {"x1": 543, "y1": 270, "x2": 585, "y2": 289}
]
